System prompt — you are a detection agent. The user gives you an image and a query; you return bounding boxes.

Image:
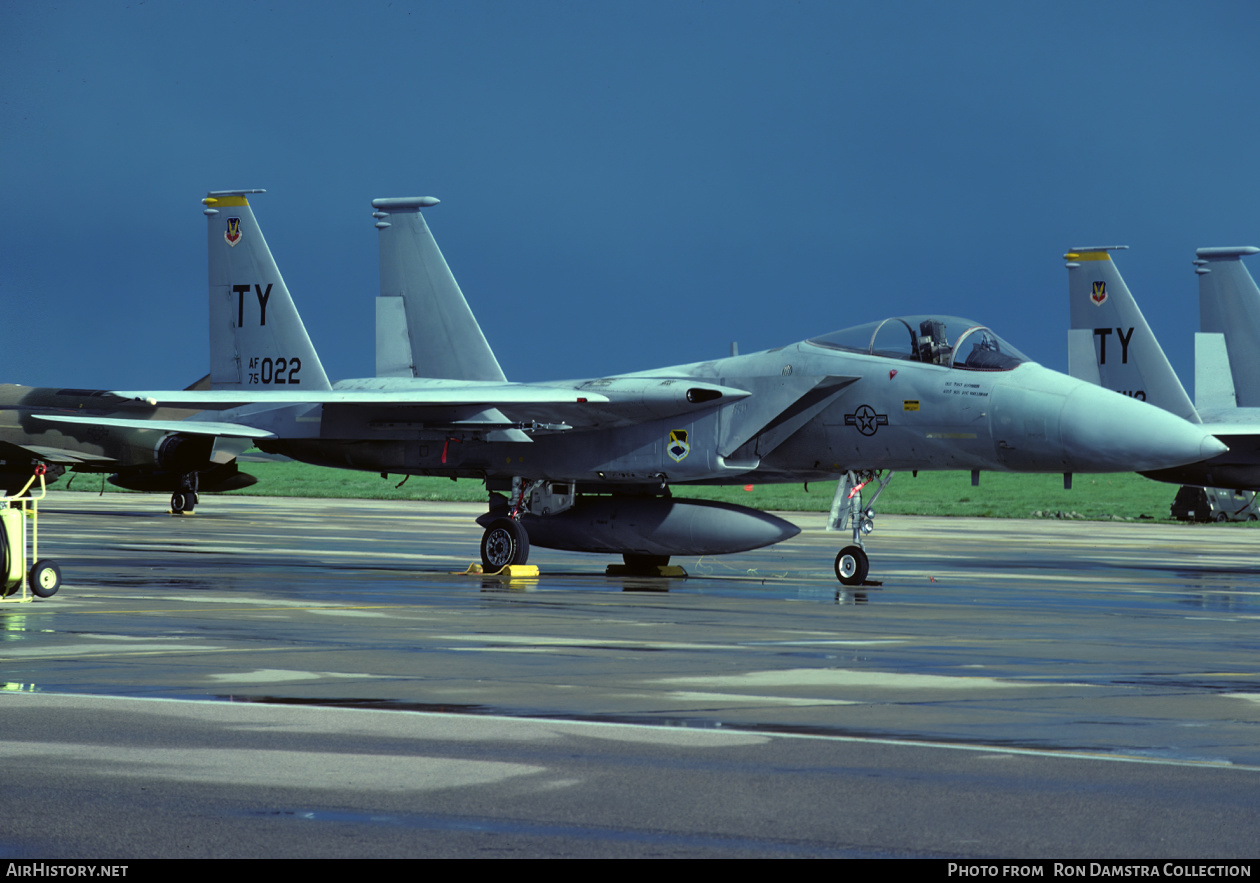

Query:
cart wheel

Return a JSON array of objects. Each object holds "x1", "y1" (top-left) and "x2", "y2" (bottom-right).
[
  {"x1": 0, "y1": 524, "x2": 15, "y2": 597},
  {"x1": 29, "y1": 560, "x2": 61, "y2": 598}
]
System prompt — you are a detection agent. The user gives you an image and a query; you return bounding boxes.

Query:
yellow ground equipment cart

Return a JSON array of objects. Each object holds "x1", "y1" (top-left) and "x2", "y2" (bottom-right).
[{"x1": 1, "y1": 466, "x2": 61, "y2": 602}]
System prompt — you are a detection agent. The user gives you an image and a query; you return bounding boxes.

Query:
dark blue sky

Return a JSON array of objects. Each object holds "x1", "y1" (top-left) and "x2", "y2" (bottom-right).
[{"x1": 4, "y1": 0, "x2": 1259, "y2": 393}]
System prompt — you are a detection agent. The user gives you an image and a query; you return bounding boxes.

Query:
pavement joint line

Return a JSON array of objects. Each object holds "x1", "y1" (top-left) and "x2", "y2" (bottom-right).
[{"x1": 4, "y1": 691, "x2": 1255, "y2": 773}]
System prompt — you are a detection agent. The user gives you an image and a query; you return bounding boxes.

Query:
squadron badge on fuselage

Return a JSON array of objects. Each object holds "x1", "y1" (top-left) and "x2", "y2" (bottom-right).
[{"x1": 667, "y1": 429, "x2": 690, "y2": 462}]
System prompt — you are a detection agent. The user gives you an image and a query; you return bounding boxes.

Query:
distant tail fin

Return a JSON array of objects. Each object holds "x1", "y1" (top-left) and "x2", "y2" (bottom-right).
[
  {"x1": 1196, "y1": 246, "x2": 1260, "y2": 408},
  {"x1": 370, "y1": 197, "x2": 506, "y2": 381},
  {"x1": 1193, "y1": 332, "x2": 1237, "y2": 411},
  {"x1": 1065, "y1": 246, "x2": 1199, "y2": 422},
  {"x1": 203, "y1": 190, "x2": 332, "y2": 391}
]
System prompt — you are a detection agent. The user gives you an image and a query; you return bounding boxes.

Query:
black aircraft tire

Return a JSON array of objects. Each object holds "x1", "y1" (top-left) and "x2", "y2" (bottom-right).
[
  {"x1": 171, "y1": 492, "x2": 195, "y2": 514},
  {"x1": 29, "y1": 560, "x2": 61, "y2": 598},
  {"x1": 480, "y1": 518, "x2": 530, "y2": 570},
  {"x1": 834, "y1": 545, "x2": 869, "y2": 586}
]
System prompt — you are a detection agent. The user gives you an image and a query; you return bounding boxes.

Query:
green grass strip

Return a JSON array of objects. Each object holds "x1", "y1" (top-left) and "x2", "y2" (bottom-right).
[{"x1": 57, "y1": 459, "x2": 1226, "y2": 523}]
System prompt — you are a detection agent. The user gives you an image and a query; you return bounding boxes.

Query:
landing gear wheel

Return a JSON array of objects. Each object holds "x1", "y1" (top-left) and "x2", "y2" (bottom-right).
[
  {"x1": 170, "y1": 492, "x2": 195, "y2": 514},
  {"x1": 480, "y1": 518, "x2": 530, "y2": 570},
  {"x1": 29, "y1": 560, "x2": 61, "y2": 598},
  {"x1": 834, "y1": 545, "x2": 869, "y2": 586}
]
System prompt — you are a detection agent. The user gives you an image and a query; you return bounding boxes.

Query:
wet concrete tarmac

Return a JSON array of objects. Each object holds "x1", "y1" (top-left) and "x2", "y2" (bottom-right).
[{"x1": 3, "y1": 493, "x2": 1260, "y2": 857}]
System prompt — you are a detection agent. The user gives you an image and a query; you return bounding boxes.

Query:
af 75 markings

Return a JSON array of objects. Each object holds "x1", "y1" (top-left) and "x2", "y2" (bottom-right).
[{"x1": 246, "y1": 356, "x2": 302, "y2": 385}]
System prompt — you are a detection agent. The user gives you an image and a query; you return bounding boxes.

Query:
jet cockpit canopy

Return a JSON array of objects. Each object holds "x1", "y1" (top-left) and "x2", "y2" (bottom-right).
[{"x1": 808, "y1": 315, "x2": 1030, "y2": 371}]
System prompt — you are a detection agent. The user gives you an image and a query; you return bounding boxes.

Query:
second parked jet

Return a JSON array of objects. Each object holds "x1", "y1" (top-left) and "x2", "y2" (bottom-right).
[
  {"x1": 1066, "y1": 245, "x2": 1260, "y2": 490},
  {"x1": 116, "y1": 193, "x2": 1226, "y2": 584}
]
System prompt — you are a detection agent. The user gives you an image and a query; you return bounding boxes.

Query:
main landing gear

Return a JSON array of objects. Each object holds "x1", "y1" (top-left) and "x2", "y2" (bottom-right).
[
  {"x1": 829, "y1": 470, "x2": 894, "y2": 585},
  {"x1": 170, "y1": 472, "x2": 199, "y2": 515},
  {"x1": 480, "y1": 517, "x2": 530, "y2": 570},
  {"x1": 479, "y1": 477, "x2": 533, "y2": 570}
]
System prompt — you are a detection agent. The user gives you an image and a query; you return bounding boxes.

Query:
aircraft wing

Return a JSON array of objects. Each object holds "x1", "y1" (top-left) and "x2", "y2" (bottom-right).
[
  {"x1": 110, "y1": 385, "x2": 613, "y2": 409},
  {"x1": 30, "y1": 414, "x2": 276, "y2": 439},
  {"x1": 108, "y1": 379, "x2": 759, "y2": 432}
]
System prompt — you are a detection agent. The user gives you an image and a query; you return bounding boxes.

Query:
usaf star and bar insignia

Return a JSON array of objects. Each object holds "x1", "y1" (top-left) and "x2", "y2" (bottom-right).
[{"x1": 844, "y1": 404, "x2": 888, "y2": 436}]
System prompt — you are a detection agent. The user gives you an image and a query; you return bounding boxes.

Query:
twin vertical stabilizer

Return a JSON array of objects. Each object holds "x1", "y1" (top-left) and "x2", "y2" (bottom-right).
[
  {"x1": 1065, "y1": 246, "x2": 1200, "y2": 423},
  {"x1": 203, "y1": 190, "x2": 331, "y2": 391},
  {"x1": 1196, "y1": 247, "x2": 1260, "y2": 408},
  {"x1": 371, "y1": 197, "x2": 506, "y2": 382}
]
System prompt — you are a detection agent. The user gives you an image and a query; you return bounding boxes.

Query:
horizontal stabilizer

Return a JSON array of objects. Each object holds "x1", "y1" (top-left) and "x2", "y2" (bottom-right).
[{"x1": 0, "y1": 439, "x2": 116, "y2": 465}]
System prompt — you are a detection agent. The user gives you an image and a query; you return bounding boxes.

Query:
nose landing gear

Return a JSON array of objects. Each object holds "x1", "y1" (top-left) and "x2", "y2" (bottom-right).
[
  {"x1": 834, "y1": 545, "x2": 869, "y2": 585},
  {"x1": 829, "y1": 470, "x2": 894, "y2": 585}
]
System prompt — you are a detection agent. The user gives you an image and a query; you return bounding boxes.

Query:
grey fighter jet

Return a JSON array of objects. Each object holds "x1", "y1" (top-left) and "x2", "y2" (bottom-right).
[
  {"x1": 1066, "y1": 246, "x2": 1260, "y2": 490},
  {"x1": 119, "y1": 193, "x2": 1224, "y2": 584},
  {"x1": 0, "y1": 377, "x2": 265, "y2": 510}
]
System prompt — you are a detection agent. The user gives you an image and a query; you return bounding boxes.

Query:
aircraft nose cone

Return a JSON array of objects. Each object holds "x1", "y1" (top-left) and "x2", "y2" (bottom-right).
[{"x1": 1060, "y1": 382, "x2": 1227, "y2": 472}]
